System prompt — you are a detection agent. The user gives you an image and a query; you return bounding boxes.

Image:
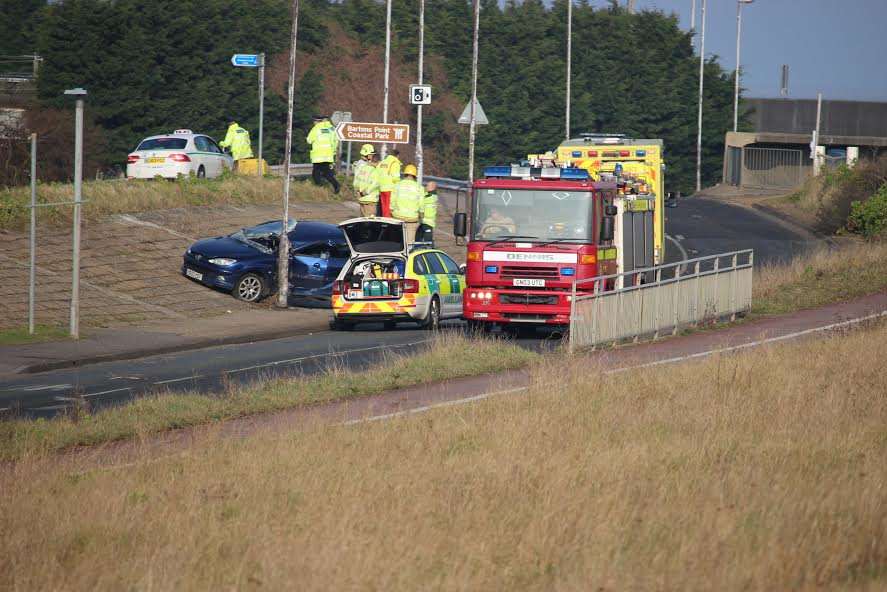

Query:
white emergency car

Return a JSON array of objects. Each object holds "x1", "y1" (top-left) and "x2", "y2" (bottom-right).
[{"x1": 126, "y1": 130, "x2": 233, "y2": 179}]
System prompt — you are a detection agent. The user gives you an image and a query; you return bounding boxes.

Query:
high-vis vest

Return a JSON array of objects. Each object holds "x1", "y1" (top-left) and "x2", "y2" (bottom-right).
[
  {"x1": 306, "y1": 120, "x2": 338, "y2": 163},
  {"x1": 421, "y1": 191, "x2": 438, "y2": 228},
  {"x1": 219, "y1": 123, "x2": 254, "y2": 160},
  {"x1": 352, "y1": 159, "x2": 367, "y2": 191},
  {"x1": 378, "y1": 154, "x2": 402, "y2": 192},
  {"x1": 354, "y1": 162, "x2": 380, "y2": 204},
  {"x1": 391, "y1": 178, "x2": 422, "y2": 222}
]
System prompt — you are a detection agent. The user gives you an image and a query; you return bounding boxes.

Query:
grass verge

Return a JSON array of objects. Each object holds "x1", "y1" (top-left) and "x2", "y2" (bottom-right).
[
  {"x1": 0, "y1": 174, "x2": 352, "y2": 230},
  {"x1": 2, "y1": 322, "x2": 885, "y2": 589},
  {"x1": 752, "y1": 241, "x2": 887, "y2": 315},
  {"x1": 0, "y1": 325, "x2": 70, "y2": 346},
  {"x1": 0, "y1": 333, "x2": 536, "y2": 461}
]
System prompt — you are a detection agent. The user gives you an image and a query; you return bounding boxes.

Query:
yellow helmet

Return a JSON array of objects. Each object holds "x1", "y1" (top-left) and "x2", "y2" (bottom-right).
[
  {"x1": 403, "y1": 164, "x2": 418, "y2": 177},
  {"x1": 360, "y1": 144, "x2": 375, "y2": 156}
]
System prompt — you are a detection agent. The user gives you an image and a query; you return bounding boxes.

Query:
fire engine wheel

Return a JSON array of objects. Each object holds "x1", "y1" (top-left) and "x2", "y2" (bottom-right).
[
  {"x1": 465, "y1": 320, "x2": 491, "y2": 334},
  {"x1": 420, "y1": 296, "x2": 441, "y2": 331}
]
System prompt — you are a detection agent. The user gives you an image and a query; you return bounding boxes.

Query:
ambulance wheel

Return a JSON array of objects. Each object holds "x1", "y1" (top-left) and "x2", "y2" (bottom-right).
[
  {"x1": 383, "y1": 320, "x2": 397, "y2": 330},
  {"x1": 421, "y1": 296, "x2": 441, "y2": 331},
  {"x1": 197, "y1": 165, "x2": 206, "y2": 179},
  {"x1": 330, "y1": 318, "x2": 354, "y2": 331}
]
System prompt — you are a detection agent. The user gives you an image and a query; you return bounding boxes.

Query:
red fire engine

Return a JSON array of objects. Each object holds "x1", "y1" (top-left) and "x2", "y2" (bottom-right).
[{"x1": 454, "y1": 161, "x2": 620, "y2": 330}]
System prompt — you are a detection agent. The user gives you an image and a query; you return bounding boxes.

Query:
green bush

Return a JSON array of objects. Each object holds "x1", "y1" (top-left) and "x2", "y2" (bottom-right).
[{"x1": 847, "y1": 182, "x2": 887, "y2": 239}]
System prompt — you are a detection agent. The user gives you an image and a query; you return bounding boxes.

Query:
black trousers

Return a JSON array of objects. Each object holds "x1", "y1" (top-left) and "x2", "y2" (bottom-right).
[{"x1": 312, "y1": 162, "x2": 340, "y2": 193}]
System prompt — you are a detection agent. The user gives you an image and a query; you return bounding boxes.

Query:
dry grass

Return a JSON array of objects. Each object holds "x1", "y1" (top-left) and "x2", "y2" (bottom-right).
[
  {"x1": 0, "y1": 174, "x2": 353, "y2": 230},
  {"x1": 0, "y1": 332, "x2": 535, "y2": 461},
  {"x1": 3, "y1": 322, "x2": 886, "y2": 590},
  {"x1": 752, "y1": 241, "x2": 887, "y2": 315}
]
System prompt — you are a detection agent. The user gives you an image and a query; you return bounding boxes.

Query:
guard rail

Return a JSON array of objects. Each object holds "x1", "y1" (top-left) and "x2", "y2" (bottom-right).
[{"x1": 569, "y1": 250, "x2": 754, "y2": 351}]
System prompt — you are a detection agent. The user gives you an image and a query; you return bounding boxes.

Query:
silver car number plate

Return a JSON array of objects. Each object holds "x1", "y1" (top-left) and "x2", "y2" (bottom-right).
[
  {"x1": 513, "y1": 278, "x2": 545, "y2": 287},
  {"x1": 186, "y1": 268, "x2": 203, "y2": 281}
]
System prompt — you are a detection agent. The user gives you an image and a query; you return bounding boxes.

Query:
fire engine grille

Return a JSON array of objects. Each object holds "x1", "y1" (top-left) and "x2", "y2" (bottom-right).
[
  {"x1": 500, "y1": 265, "x2": 560, "y2": 279},
  {"x1": 499, "y1": 294, "x2": 558, "y2": 306}
]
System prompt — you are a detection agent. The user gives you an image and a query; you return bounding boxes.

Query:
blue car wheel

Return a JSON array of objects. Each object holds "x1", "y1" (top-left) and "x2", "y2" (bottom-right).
[{"x1": 234, "y1": 273, "x2": 267, "y2": 303}]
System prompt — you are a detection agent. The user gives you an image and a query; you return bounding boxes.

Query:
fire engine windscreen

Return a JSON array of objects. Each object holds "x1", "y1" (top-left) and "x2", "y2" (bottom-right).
[{"x1": 472, "y1": 189, "x2": 595, "y2": 243}]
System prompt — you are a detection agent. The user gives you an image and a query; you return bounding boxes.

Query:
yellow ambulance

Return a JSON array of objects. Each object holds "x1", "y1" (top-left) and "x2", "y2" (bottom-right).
[{"x1": 556, "y1": 134, "x2": 666, "y2": 265}]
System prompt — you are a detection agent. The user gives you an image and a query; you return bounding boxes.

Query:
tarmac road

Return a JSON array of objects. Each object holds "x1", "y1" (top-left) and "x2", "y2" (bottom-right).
[{"x1": 0, "y1": 197, "x2": 819, "y2": 418}]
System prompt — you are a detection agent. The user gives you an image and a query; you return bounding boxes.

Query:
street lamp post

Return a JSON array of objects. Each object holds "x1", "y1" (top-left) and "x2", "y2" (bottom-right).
[
  {"x1": 733, "y1": 0, "x2": 753, "y2": 132},
  {"x1": 381, "y1": 0, "x2": 392, "y2": 159},
  {"x1": 64, "y1": 87, "x2": 86, "y2": 339},
  {"x1": 277, "y1": 0, "x2": 300, "y2": 309},
  {"x1": 467, "y1": 0, "x2": 480, "y2": 185},
  {"x1": 417, "y1": 0, "x2": 425, "y2": 184},
  {"x1": 695, "y1": 0, "x2": 706, "y2": 192},
  {"x1": 565, "y1": 0, "x2": 572, "y2": 140}
]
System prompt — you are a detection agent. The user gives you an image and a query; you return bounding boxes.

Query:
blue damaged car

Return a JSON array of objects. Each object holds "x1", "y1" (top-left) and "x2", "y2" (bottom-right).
[{"x1": 182, "y1": 219, "x2": 350, "y2": 306}]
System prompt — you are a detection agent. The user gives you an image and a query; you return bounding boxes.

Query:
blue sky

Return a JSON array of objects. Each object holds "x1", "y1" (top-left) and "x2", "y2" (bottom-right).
[{"x1": 604, "y1": 0, "x2": 887, "y2": 102}]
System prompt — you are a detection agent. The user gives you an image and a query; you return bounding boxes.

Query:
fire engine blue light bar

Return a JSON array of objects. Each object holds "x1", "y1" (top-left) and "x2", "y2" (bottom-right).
[
  {"x1": 561, "y1": 267, "x2": 576, "y2": 276},
  {"x1": 485, "y1": 265, "x2": 499, "y2": 273},
  {"x1": 560, "y1": 168, "x2": 590, "y2": 180},
  {"x1": 484, "y1": 166, "x2": 512, "y2": 177}
]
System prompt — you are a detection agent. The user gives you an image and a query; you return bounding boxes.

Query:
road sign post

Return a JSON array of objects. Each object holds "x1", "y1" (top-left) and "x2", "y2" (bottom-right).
[
  {"x1": 331, "y1": 111, "x2": 353, "y2": 176},
  {"x1": 258, "y1": 53, "x2": 264, "y2": 176},
  {"x1": 231, "y1": 53, "x2": 265, "y2": 176},
  {"x1": 336, "y1": 122, "x2": 410, "y2": 144}
]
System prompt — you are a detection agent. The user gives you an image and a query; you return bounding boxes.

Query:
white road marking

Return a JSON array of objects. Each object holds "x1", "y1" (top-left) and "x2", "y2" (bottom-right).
[
  {"x1": 223, "y1": 340, "x2": 430, "y2": 375},
  {"x1": 20, "y1": 384, "x2": 71, "y2": 392},
  {"x1": 342, "y1": 386, "x2": 529, "y2": 425},
  {"x1": 154, "y1": 376, "x2": 204, "y2": 385},
  {"x1": 607, "y1": 309, "x2": 887, "y2": 375},
  {"x1": 83, "y1": 387, "x2": 132, "y2": 398},
  {"x1": 665, "y1": 233, "x2": 689, "y2": 262},
  {"x1": 114, "y1": 214, "x2": 196, "y2": 241},
  {"x1": 345, "y1": 310, "x2": 887, "y2": 425}
]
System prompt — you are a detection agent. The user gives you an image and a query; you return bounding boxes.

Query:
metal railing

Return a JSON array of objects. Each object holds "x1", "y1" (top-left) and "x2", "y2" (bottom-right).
[{"x1": 568, "y1": 250, "x2": 754, "y2": 351}]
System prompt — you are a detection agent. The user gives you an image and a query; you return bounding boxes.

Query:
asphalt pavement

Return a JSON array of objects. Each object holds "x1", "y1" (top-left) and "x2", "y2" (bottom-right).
[{"x1": 0, "y1": 196, "x2": 821, "y2": 418}]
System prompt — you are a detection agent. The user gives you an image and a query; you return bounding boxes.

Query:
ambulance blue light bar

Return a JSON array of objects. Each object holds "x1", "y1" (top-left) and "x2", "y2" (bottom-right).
[{"x1": 483, "y1": 166, "x2": 589, "y2": 180}]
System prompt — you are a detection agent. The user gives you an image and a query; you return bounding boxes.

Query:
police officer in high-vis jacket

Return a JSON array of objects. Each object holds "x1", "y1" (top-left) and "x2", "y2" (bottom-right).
[
  {"x1": 219, "y1": 121, "x2": 253, "y2": 168},
  {"x1": 417, "y1": 181, "x2": 438, "y2": 245},
  {"x1": 390, "y1": 163, "x2": 423, "y2": 245},
  {"x1": 306, "y1": 114, "x2": 340, "y2": 193}
]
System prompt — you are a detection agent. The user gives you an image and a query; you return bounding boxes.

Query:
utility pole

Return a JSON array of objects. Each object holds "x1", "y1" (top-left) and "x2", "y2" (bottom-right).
[
  {"x1": 733, "y1": 0, "x2": 754, "y2": 132},
  {"x1": 467, "y1": 0, "x2": 481, "y2": 185},
  {"x1": 381, "y1": 0, "x2": 392, "y2": 159},
  {"x1": 565, "y1": 0, "x2": 572, "y2": 140},
  {"x1": 416, "y1": 0, "x2": 426, "y2": 185},
  {"x1": 690, "y1": 0, "x2": 696, "y2": 47},
  {"x1": 257, "y1": 52, "x2": 265, "y2": 176},
  {"x1": 277, "y1": 0, "x2": 300, "y2": 309},
  {"x1": 695, "y1": 0, "x2": 706, "y2": 192},
  {"x1": 64, "y1": 88, "x2": 87, "y2": 338},
  {"x1": 627, "y1": 0, "x2": 636, "y2": 14},
  {"x1": 29, "y1": 133, "x2": 37, "y2": 335}
]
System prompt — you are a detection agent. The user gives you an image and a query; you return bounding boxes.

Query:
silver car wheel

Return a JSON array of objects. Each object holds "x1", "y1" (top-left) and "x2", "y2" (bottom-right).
[{"x1": 235, "y1": 274, "x2": 264, "y2": 302}]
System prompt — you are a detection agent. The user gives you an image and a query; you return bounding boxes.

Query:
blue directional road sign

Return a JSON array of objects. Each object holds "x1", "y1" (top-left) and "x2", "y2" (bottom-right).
[{"x1": 231, "y1": 54, "x2": 260, "y2": 68}]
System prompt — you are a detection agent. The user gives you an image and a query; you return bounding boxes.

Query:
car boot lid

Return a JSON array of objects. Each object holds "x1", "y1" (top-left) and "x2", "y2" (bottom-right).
[{"x1": 338, "y1": 217, "x2": 408, "y2": 258}]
